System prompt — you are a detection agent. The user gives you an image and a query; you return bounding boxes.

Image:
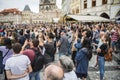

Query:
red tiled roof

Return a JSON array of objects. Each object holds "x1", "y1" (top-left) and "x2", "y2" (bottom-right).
[{"x1": 0, "y1": 8, "x2": 22, "y2": 15}]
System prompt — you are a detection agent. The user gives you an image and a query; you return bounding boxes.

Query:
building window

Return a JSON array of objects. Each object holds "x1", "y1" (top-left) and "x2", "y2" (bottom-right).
[
  {"x1": 92, "y1": 0, "x2": 96, "y2": 7},
  {"x1": 102, "y1": 0, "x2": 107, "y2": 4},
  {"x1": 76, "y1": 8, "x2": 79, "y2": 14},
  {"x1": 84, "y1": 0, "x2": 87, "y2": 9},
  {"x1": 72, "y1": 10, "x2": 74, "y2": 14}
]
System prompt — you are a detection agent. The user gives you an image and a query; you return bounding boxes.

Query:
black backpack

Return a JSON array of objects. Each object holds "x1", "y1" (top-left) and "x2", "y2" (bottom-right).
[
  {"x1": 0, "y1": 49, "x2": 10, "y2": 73},
  {"x1": 87, "y1": 48, "x2": 92, "y2": 61},
  {"x1": 31, "y1": 47, "x2": 44, "y2": 72}
]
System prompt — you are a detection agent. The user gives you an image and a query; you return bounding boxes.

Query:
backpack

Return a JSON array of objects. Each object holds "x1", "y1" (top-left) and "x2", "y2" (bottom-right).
[
  {"x1": 87, "y1": 48, "x2": 92, "y2": 61},
  {"x1": 104, "y1": 47, "x2": 113, "y2": 61},
  {"x1": 44, "y1": 41, "x2": 56, "y2": 64},
  {"x1": 31, "y1": 47, "x2": 44, "y2": 72},
  {"x1": 45, "y1": 41, "x2": 56, "y2": 56},
  {"x1": 0, "y1": 49, "x2": 10, "y2": 73},
  {"x1": 82, "y1": 47, "x2": 92, "y2": 61}
]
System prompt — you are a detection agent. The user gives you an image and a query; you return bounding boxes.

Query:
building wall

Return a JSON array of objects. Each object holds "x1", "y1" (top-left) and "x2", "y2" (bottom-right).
[
  {"x1": 32, "y1": 12, "x2": 48, "y2": 23},
  {"x1": 39, "y1": 0, "x2": 61, "y2": 22},
  {"x1": 110, "y1": 1, "x2": 120, "y2": 19},
  {"x1": 80, "y1": 0, "x2": 120, "y2": 19},
  {"x1": 71, "y1": 0, "x2": 81, "y2": 14},
  {"x1": 0, "y1": 13, "x2": 22, "y2": 24},
  {"x1": 39, "y1": 0, "x2": 56, "y2": 12},
  {"x1": 62, "y1": 0, "x2": 71, "y2": 15},
  {"x1": 22, "y1": 11, "x2": 32, "y2": 24}
]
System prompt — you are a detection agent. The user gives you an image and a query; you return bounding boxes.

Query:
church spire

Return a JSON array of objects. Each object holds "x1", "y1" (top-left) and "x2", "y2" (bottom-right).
[{"x1": 23, "y1": 5, "x2": 31, "y2": 11}]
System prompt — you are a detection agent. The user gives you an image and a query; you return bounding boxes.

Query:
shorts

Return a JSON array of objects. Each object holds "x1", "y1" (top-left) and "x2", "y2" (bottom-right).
[{"x1": 76, "y1": 73, "x2": 87, "y2": 79}]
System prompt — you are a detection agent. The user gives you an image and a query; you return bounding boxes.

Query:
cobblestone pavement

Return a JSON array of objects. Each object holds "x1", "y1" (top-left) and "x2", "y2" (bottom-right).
[
  {"x1": 88, "y1": 53, "x2": 120, "y2": 80},
  {"x1": 0, "y1": 53, "x2": 120, "y2": 80}
]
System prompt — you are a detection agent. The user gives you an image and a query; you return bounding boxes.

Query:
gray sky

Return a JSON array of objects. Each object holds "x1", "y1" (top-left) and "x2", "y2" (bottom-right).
[{"x1": 0, "y1": 0, "x2": 62, "y2": 13}]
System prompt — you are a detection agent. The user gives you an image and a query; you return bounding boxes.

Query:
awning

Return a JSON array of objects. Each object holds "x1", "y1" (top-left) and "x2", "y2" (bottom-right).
[
  {"x1": 116, "y1": 16, "x2": 120, "y2": 19},
  {"x1": 67, "y1": 15, "x2": 110, "y2": 22},
  {"x1": 53, "y1": 18, "x2": 60, "y2": 23}
]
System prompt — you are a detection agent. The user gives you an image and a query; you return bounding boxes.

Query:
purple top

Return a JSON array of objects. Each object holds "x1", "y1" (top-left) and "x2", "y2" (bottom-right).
[{"x1": 0, "y1": 46, "x2": 13, "y2": 64}]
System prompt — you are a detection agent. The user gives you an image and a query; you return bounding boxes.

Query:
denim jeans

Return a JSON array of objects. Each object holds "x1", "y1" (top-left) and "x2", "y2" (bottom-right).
[
  {"x1": 29, "y1": 71, "x2": 40, "y2": 80},
  {"x1": 111, "y1": 41, "x2": 117, "y2": 50},
  {"x1": 98, "y1": 56, "x2": 105, "y2": 80}
]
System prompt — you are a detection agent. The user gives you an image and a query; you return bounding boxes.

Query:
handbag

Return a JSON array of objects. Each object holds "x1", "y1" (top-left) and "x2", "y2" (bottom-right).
[
  {"x1": 104, "y1": 48, "x2": 113, "y2": 61},
  {"x1": 0, "y1": 49, "x2": 10, "y2": 74}
]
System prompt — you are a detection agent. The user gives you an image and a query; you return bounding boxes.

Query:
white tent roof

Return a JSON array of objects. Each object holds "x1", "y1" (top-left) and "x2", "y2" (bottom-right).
[
  {"x1": 53, "y1": 18, "x2": 60, "y2": 23},
  {"x1": 67, "y1": 15, "x2": 110, "y2": 22}
]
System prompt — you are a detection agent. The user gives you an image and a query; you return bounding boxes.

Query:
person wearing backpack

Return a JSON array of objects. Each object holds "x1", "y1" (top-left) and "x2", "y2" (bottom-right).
[
  {"x1": 75, "y1": 38, "x2": 91, "y2": 80},
  {"x1": 75, "y1": 29, "x2": 92, "y2": 80},
  {"x1": 0, "y1": 38, "x2": 13, "y2": 80},
  {"x1": 44, "y1": 32, "x2": 56, "y2": 65},
  {"x1": 22, "y1": 39, "x2": 44, "y2": 80}
]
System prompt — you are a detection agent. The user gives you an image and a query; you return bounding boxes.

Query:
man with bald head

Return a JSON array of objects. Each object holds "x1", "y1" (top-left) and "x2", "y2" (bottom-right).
[{"x1": 44, "y1": 64, "x2": 64, "y2": 80}]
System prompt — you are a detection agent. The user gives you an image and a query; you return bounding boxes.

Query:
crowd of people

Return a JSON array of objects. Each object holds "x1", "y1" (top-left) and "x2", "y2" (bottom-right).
[{"x1": 0, "y1": 22, "x2": 120, "y2": 80}]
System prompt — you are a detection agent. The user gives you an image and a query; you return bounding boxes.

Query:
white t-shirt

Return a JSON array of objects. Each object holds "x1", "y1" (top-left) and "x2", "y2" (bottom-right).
[
  {"x1": 63, "y1": 70, "x2": 78, "y2": 80},
  {"x1": 5, "y1": 54, "x2": 31, "y2": 80}
]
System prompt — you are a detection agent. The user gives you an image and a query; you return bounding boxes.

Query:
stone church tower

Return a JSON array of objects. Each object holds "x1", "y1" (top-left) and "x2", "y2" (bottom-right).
[
  {"x1": 39, "y1": 0, "x2": 57, "y2": 12},
  {"x1": 39, "y1": 0, "x2": 61, "y2": 22}
]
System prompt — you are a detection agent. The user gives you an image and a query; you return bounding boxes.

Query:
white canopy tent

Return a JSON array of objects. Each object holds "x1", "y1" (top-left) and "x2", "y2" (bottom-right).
[
  {"x1": 53, "y1": 18, "x2": 60, "y2": 23},
  {"x1": 67, "y1": 15, "x2": 110, "y2": 22}
]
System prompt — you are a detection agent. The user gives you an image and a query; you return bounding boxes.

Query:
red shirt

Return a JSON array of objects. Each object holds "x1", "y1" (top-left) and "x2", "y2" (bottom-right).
[
  {"x1": 0, "y1": 29, "x2": 3, "y2": 32},
  {"x1": 22, "y1": 49, "x2": 35, "y2": 63}
]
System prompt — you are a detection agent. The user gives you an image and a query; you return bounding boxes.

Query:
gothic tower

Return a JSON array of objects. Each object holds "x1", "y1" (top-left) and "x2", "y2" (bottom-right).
[{"x1": 39, "y1": 0, "x2": 57, "y2": 12}]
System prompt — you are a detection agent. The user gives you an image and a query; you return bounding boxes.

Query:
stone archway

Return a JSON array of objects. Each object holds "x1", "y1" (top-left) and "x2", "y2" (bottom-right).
[
  {"x1": 116, "y1": 10, "x2": 120, "y2": 20},
  {"x1": 86, "y1": 14, "x2": 91, "y2": 15},
  {"x1": 100, "y1": 13, "x2": 110, "y2": 19}
]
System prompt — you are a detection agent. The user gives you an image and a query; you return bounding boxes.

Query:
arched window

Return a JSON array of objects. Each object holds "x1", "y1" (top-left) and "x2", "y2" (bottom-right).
[
  {"x1": 76, "y1": 8, "x2": 79, "y2": 14},
  {"x1": 100, "y1": 13, "x2": 110, "y2": 19},
  {"x1": 92, "y1": 0, "x2": 96, "y2": 7},
  {"x1": 72, "y1": 10, "x2": 75, "y2": 14},
  {"x1": 116, "y1": 10, "x2": 120, "y2": 17},
  {"x1": 116, "y1": 10, "x2": 120, "y2": 20},
  {"x1": 102, "y1": 0, "x2": 107, "y2": 5},
  {"x1": 84, "y1": 0, "x2": 87, "y2": 9}
]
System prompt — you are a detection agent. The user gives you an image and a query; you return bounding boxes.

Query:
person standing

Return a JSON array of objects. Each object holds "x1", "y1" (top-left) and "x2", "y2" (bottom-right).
[
  {"x1": 22, "y1": 39, "x2": 44, "y2": 80},
  {"x1": 75, "y1": 38, "x2": 91, "y2": 80},
  {"x1": 5, "y1": 43, "x2": 32, "y2": 80},
  {"x1": 0, "y1": 38, "x2": 13, "y2": 80},
  {"x1": 111, "y1": 26, "x2": 119, "y2": 52},
  {"x1": 57, "y1": 30, "x2": 69, "y2": 57},
  {"x1": 97, "y1": 34, "x2": 109, "y2": 80}
]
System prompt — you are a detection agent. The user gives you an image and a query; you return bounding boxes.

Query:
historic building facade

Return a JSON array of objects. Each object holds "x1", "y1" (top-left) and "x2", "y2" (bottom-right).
[
  {"x1": 39, "y1": 0, "x2": 61, "y2": 22},
  {"x1": 62, "y1": 0, "x2": 71, "y2": 15},
  {"x1": 22, "y1": 5, "x2": 32, "y2": 24},
  {"x1": 70, "y1": 0, "x2": 81, "y2": 15},
  {"x1": 0, "y1": 8, "x2": 22, "y2": 25},
  {"x1": 0, "y1": 0, "x2": 62, "y2": 24},
  {"x1": 80, "y1": 0, "x2": 120, "y2": 20},
  {"x1": 61, "y1": 0, "x2": 120, "y2": 21},
  {"x1": 31, "y1": 12, "x2": 46, "y2": 24},
  {"x1": 39, "y1": 0, "x2": 56, "y2": 12}
]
